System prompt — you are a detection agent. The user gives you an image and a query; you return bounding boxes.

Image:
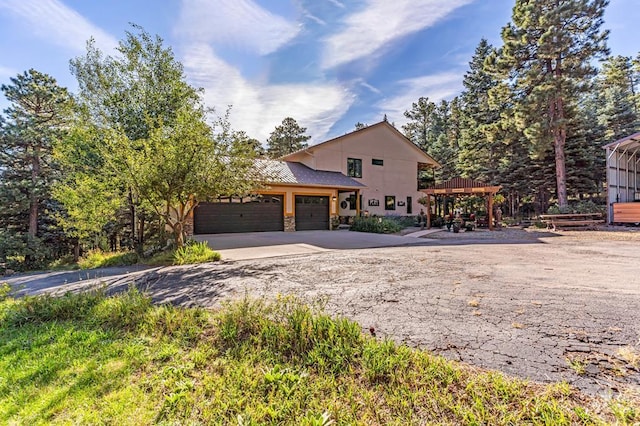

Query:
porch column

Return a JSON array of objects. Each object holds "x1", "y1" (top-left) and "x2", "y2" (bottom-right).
[
  {"x1": 488, "y1": 193, "x2": 494, "y2": 231},
  {"x1": 426, "y1": 194, "x2": 432, "y2": 228},
  {"x1": 355, "y1": 189, "x2": 361, "y2": 216}
]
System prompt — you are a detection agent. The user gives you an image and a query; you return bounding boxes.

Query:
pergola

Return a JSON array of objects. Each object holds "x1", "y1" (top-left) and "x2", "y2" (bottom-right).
[{"x1": 421, "y1": 177, "x2": 502, "y2": 230}]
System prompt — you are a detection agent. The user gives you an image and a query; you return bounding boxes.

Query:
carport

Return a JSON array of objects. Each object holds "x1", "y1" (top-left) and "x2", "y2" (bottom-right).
[
  {"x1": 421, "y1": 177, "x2": 502, "y2": 230},
  {"x1": 604, "y1": 132, "x2": 640, "y2": 224}
]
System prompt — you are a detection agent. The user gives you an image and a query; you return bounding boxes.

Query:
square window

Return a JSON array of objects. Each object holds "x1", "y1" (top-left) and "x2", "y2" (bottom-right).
[
  {"x1": 385, "y1": 196, "x2": 396, "y2": 210},
  {"x1": 347, "y1": 158, "x2": 362, "y2": 178},
  {"x1": 372, "y1": 158, "x2": 383, "y2": 166}
]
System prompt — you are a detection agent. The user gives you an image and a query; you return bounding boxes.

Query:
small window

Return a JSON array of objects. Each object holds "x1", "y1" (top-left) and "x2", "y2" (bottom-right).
[
  {"x1": 372, "y1": 159, "x2": 383, "y2": 166},
  {"x1": 347, "y1": 158, "x2": 362, "y2": 178},
  {"x1": 385, "y1": 196, "x2": 396, "y2": 211}
]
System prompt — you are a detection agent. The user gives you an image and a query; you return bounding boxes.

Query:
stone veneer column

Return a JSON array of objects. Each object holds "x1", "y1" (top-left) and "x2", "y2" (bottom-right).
[
  {"x1": 284, "y1": 216, "x2": 296, "y2": 232},
  {"x1": 184, "y1": 215, "x2": 194, "y2": 237}
]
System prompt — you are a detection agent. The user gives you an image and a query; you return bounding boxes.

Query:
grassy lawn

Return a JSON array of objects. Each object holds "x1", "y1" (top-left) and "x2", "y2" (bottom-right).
[{"x1": 0, "y1": 286, "x2": 637, "y2": 425}]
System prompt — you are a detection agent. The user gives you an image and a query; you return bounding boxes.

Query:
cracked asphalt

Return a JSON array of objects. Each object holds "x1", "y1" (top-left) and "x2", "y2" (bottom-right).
[{"x1": 7, "y1": 228, "x2": 640, "y2": 398}]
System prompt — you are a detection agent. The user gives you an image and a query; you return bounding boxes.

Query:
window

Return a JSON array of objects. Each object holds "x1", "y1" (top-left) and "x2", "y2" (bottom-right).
[
  {"x1": 347, "y1": 158, "x2": 362, "y2": 178},
  {"x1": 406, "y1": 196, "x2": 412, "y2": 214},
  {"x1": 385, "y1": 196, "x2": 396, "y2": 211},
  {"x1": 372, "y1": 158, "x2": 383, "y2": 166}
]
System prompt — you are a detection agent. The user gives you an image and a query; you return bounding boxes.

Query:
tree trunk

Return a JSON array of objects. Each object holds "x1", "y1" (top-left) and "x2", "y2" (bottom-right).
[
  {"x1": 553, "y1": 96, "x2": 568, "y2": 208},
  {"x1": 173, "y1": 222, "x2": 184, "y2": 248},
  {"x1": 28, "y1": 147, "x2": 40, "y2": 238}
]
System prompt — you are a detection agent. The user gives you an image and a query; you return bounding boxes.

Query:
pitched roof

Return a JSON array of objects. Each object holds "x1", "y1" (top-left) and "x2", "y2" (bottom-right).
[
  {"x1": 254, "y1": 159, "x2": 365, "y2": 189},
  {"x1": 280, "y1": 120, "x2": 441, "y2": 167},
  {"x1": 602, "y1": 132, "x2": 640, "y2": 150}
]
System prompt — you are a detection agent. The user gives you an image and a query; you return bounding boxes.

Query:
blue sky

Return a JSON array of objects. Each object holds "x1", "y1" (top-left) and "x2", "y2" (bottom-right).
[{"x1": 1, "y1": 0, "x2": 638, "y2": 144}]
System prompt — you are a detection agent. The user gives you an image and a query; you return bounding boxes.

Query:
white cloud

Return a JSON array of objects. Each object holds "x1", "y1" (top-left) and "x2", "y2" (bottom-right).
[
  {"x1": 175, "y1": 0, "x2": 301, "y2": 55},
  {"x1": 378, "y1": 72, "x2": 463, "y2": 124},
  {"x1": 0, "y1": 65, "x2": 17, "y2": 80},
  {"x1": 322, "y1": 0, "x2": 473, "y2": 69},
  {"x1": 0, "y1": 0, "x2": 117, "y2": 53},
  {"x1": 181, "y1": 44, "x2": 354, "y2": 143}
]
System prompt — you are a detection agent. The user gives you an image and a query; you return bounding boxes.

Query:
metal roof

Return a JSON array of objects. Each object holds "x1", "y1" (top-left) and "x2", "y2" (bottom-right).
[
  {"x1": 254, "y1": 159, "x2": 365, "y2": 189},
  {"x1": 602, "y1": 132, "x2": 640, "y2": 149}
]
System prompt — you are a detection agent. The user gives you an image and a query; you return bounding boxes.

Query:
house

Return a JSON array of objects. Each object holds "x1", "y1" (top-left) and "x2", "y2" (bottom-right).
[
  {"x1": 604, "y1": 132, "x2": 640, "y2": 224},
  {"x1": 189, "y1": 120, "x2": 440, "y2": 235}
]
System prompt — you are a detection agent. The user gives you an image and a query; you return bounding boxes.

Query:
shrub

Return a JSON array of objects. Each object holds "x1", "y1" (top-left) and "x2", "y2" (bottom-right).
[
  {"x1": 350, "y1": 217, "x2": 402, "y2": 234},
  {"x1": 173, "y1": 241, "x2": 221, "y2": 265},
  {"x1": 78, "y1": 250, "x2": 139, "y2": 269},
  {"x1": 384, "y1": 215, "x2": 416, "y2": 228},
  {"x1": 547, "y1": 200, "x2": 604, "y2": 215}
]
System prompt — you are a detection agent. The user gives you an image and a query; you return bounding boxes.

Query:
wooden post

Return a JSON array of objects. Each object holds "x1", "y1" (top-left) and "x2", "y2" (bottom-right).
[
  {"x1": 355, "y1": 190, "x2": 361, "y2": 216},
  {"x1": 488, "y1": 193, "x2": 494, "y2": 231},
  {"x1": 426, "y1": 194, "x2": 432, "y2": 228}
]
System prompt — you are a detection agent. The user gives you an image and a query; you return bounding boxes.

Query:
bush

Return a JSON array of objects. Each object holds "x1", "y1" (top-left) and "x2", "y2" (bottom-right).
[
  {"x1": 384, "y1": 215, "x2": 416, "y2": 228},
  {"x1": 431, "y1": 216, "x2": 445, "y2": 227},
  {"x1": 78, "y1": 250, "x2": 139, "y2": 269},
  {"x1": 547, "y1": 200, "x2": 604, "y2": 215},
  {"x1": 350, "y1": 217, "x2": 402, "y2": 234},
  {"x1": 173, "y1": 241, "x2": 221, "y2": 265}
]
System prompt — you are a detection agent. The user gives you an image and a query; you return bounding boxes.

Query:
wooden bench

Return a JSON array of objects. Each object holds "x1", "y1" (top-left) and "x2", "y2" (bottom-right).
[{"x1": 539, "y1": 213, "x2": 604, "y2": 231}]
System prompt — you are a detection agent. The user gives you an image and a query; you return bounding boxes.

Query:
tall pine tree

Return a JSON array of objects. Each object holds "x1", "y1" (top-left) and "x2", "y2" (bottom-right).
[
  {"x1": 490, "y1": 0, "x2": 609, "y2": 207},
  {"x1": 266, "y1": 117, "x2": 311, "y2": 158}
]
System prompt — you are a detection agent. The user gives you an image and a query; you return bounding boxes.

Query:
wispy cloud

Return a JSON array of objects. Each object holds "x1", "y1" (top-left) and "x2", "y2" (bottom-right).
[
  {"x1": 378, "y1": 72, "x2": 463, "y2": 124},
  {"x1": 0, "y1": 0, "x2": 117, "y2": 53},
  {"x1": 0, "y1": 65, "x2": 17, "y2": 80},
  {"x1": 322, "y1": 0, "x2": 473, "y2": 70},
  {"x1": 175, "y1": 0, "x2": 301, "y2": 55},
  {"x1": 181, "y1": 44, "x2": 354, "y2": 143}
]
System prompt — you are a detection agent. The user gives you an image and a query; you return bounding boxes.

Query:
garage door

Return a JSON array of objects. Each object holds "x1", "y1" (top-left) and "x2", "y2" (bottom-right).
[
  {"x1": 194, "y1": 195, "x2": 284, "y2": 234},
  {"x1": 295, "y1": 196, "x2": 329, "y2": 231}
]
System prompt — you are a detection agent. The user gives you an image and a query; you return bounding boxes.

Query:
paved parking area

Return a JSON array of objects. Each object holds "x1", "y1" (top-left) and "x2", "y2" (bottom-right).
[{"x1": 6, "y1": 228, "x2": 640, "y2": 398}]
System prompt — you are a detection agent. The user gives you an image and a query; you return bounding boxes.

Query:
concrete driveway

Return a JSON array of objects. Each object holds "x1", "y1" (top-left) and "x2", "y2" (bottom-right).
[{"x1": 193, "y1": 229, "x2": 434, "y2": 260}]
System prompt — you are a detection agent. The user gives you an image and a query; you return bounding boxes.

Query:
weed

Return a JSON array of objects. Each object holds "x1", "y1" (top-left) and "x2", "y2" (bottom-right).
[
  {"x1": 173, "y1": 241, "x2": 221, "y2": 265},
  {"x1": 512, "y1": 322, "x2": 525, "y2": 329},
  {"x1": 617, "y1": 346, "x2": 640, "y2": 368},
  {"x1": 566, "y1": 357, "x2": 587, "y2": 375},
  {"x1": 468, "y1": 299, "x2": 480, "y2": 307}
]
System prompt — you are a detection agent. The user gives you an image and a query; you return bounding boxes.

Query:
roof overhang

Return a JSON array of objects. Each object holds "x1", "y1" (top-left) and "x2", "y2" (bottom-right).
[{"x1": 603, "y1": 132, "x2": 640, "y2": 154}]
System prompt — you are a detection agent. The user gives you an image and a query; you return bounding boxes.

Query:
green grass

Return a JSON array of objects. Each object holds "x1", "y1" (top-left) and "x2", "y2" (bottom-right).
[
  {"x1": 78, "y1": 250, "x2": 139, "y2": 270},
  {"x1": 173, "y1": 241, "x2": 221, "y2": 265},
  {"x1": 0, "y1": 289, "x2": 635, "y2": 425}
]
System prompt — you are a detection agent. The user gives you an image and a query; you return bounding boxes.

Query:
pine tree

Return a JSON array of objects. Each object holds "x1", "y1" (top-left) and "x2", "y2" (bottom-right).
[
  {"x1": 266, "y1": 117, "x2": 311, "y2": 158},
  {"x1": 402, "y1": 97, "x2": 437, "y2": 152},
  {"x1": 490, "y1": 0, "x2": 609, "y2": 207},
  {"x1": 597, "y1": 55, "x2": 639, "y2": 140},
  {"x1": 458, "y1": 39, "x2": 502, "y2": 183},
  {"x1": 0, "y1": 70, "x2": 72, "y2": 267}
]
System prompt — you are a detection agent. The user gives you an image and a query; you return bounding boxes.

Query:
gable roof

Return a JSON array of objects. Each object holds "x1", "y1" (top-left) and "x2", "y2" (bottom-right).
[
  {"x1": 254, "y1": 159, "x2": 365, "y2": 189},
  {"x1": 280, "y1": 120, "x2": 441, "y2": 167}
]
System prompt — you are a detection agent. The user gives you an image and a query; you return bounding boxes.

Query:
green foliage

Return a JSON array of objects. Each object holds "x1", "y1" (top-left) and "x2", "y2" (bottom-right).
[
  {"x1": 0, "y1": 291, "x2": 627, "y2": 424},
  {"x1": 68, "y1": 25, "x2": 257, "y2": 249},
  {"x1": 78, "y1": 250, "x2": 139, "y2": 270},
  {"x1": 489, "y1": 0, "x2": 610, "y2": 207},
  {"x1": 173, "y1": 241, "x2": 221, "y2": 265},
  {"x1": 349, "y1": 216, "x2": 403, "y2": 234},
  {"x1": 266, "y1": 117, "x2": 311, "y2": 158},
  {"x1": 547, "y1": 200, "x2": 604, "y2": 215},
  {"x1": 0, "y1": 69, "x2": 73, "y2": 269}
]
